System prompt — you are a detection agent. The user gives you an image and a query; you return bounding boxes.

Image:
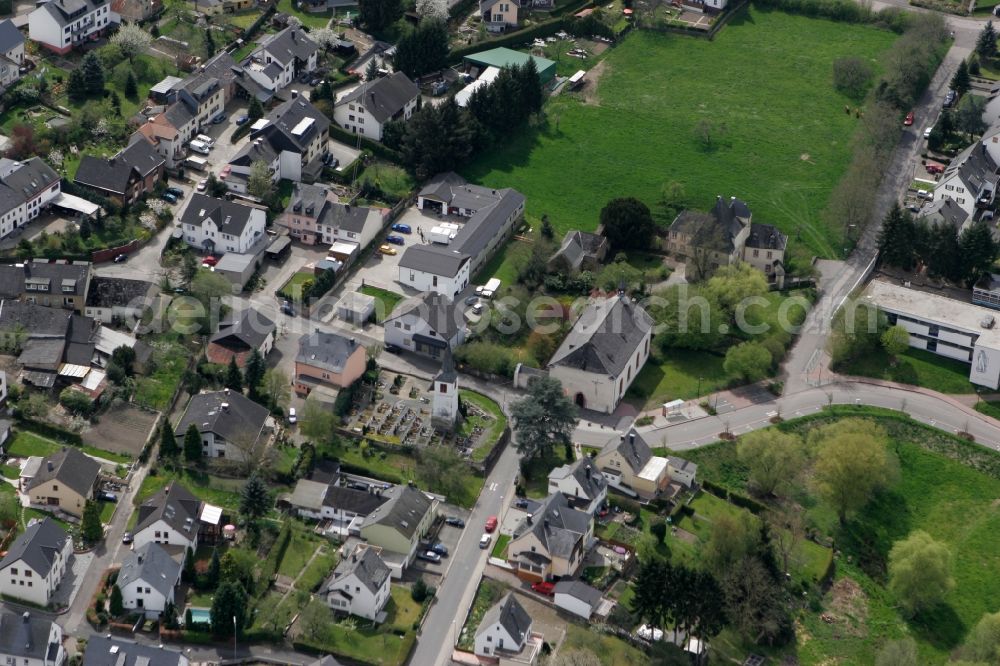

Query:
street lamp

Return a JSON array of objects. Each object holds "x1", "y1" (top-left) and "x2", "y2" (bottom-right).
[
  {"x1": 233, "y1": 615, "x2": 237, "y2": 661},
  {"x1": 697, "y1": 376, "x2": 703, "y2": 398}
]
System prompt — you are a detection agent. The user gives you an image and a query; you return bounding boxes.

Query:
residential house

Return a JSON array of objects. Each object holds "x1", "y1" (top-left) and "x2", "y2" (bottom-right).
[
  {"x1": 0, "y1": 609, "x2": 65, "y2": 666},
  {"x1": 547, "y1": 295, "x2": 653, "y2": 414},
  {"x1": 110, "y1": 0, "x2": 162, "y2": 21},
  {"x1": 242, "y1": 26, "x2": 318, "y2": 93},
  {"x1": 172, "y1": 73, "x2": 226, "y2": 133},
  {"x1": 333, "y1": 71, "x2": 420, "y2": 142},
  {"x1": 474, "y1": 593, "x2": 536, "y2": 661},
  {"x1": 279, "y1": 183, "x2": 332, "y2": 244},
  {"x1": 681, "y1": 0, "x2": 728, "y2": 12},
  {"x1": 0, "y1": 518, "x2": 73, "y2": 607},
  {"x1": 547, "y1": 457, "x2": 607, "y2": 515},
  {"x1": 0, "y1": 419, "x2": 10, "y2": 450},
  {"x1": 294, "y1": 330, "x2": 367, "y2": 396},
  {"x1": 480, "y1": 0, "x2": 520, "y2": 32},
  {"x1": 206, "y1": 309, "x2": 276, "y2": 367},
  {"x1": 179, "y1": 194, "x2": 267, "y2": 254},
  {"x1": 0, "y1": 300, "x2": 97, "y2": 389},
  {"x1": 1, "y1": 260, "x2": 92, "y2": 313},
  {"x1": 0, "y1": 20, "x2": 25, "y2": 91},
  {"x1": 553, "y1": 579, "x2": 603, "y2": 620},
  {"x1": 117, "y1": 542, "x2": 182, "y2": 619},
  {"x1": 29, "y1": 0, "x2": 113, "y2": 54},
  {"x1": 666, "y1": 196, "x2": 787, "y2": 281},
  {"x1": 82, "y1": 637, "x2": 189, "y2": 666},
  {"x1": 286, "y1": 479, "x2": 389, "y2": 534},
  {"x1": 918, "y1": 196, "x2": 970, "y2": 232},
  {"x1": 135, "y1": 70, "x2": 227, "y2": 168},
  {"x1": 133, "y1": 482, "x2": 222, "y2": 552},
  {"x1": 0, "y1": 158, "x2": 62, "y2": 241},
  {"x1": 320, "y1": 544, "x2": 391, "y2": 621},
  {"x1": 83, "y1": 277, "x2": 155, "y2": 325},
  {"x1": 229, "y1": 96, "x2": 331, "y2": 189},
  {"x1": 383, "y1": 292, "x2": 466, "y2": 359},
  {"x1": 667, "y1": 456, "x2": 698, "y2": 489},
  {"x1": 175, "y1": 389, "x2": 273, "y2": 460},
  {"x1": 507, "y1": 493, "x2": 592, "y2": 582},
  {"x1": 402, "y1": 173, "x2": 525, "y2": 297},
  {"x1": 547, "y1": 230, "x2": 608, "y2": 273},
  {"x1": 25, "y1": 447, "x2": 100, "y2": 518},
  {"x1": 593, "y1": 429, "x2": 670, "y2": 498},
  {"x1": 935, "y1": 142, "x2": 999, "y2": 220},
  {"x1": 92, "y1": 325, "x2": 151, "y2": 373},
  {"x1": 74, "y1": 140, "x2": 166, "y2": 206},
  {"x1": 359, "y1": 485, "x2": 437, "y2": 575},
  {"x1": 280, "y1": 183, "x2": 386, "y2": 247}
]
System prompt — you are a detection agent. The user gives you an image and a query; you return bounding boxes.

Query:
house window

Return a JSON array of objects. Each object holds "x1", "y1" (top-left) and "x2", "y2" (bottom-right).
[
  {"x1": 440, "y1": 383, "x2": 447, "y2": 393},
  {"x1": 752, "y1": 249, "x2": 759, "y2": 257}
]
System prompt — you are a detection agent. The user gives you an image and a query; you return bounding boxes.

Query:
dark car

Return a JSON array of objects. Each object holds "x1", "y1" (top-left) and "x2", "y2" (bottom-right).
[
  {"x1": 281, "y1": 300, "x2": 295, "y2": 316},
  {"x1": 165, "y1": 186, "x2": 184, "y2": 198},
  {"x1": 418, "y1": 550, "x2": 442, "y2": 563},
  {"x1": 944, "y1": 90, "x2": 958, "y2": 108},
  {"x1": 391, "y1": 223, "x2": 412, "y2": 234},
  {"x1": 212, "y1": 113, "x2": 227, "y2": 124},
  {"x1": 429, "y1": 543, "x2": 449, "y2": 556},
  {"x1": 323, "y1": 154, "x2": 339, "y2": 168},
  {"x1": 514, "y1": 498, "x2": 529, "y2": 509},
  {"x1": 113, "y1": 254, "x2": 128, "y2": 263},
  {"x1": 445, "y1": 516, "x2": 465, "y2": 528},
  {"x1": 298, "y1": 71, "x2": 311, "y2": 83},
  {"x1": 122, "y1": 532, "x2": 133, "y2": 544},
  {"x1": 464, "y1": 296, "x2": 479, "y2": 306},
  {"x1": 386, "y1": 235, "x2": 405, "y2": 245},
  {"x1": 161, "y1": 192, "x2": 178, "y2": 204},
  {"x1": 310, "y1": 77, "x2": 323, "y2": 86},
  {"x1": 385, "y1": 343, "x2": 402, "y2": 354},
  {"x1": 234, "y1": 114, "x2": 250, "y2": 126},
  {"x1": 100, "y1": 492, "x2": 118, "y2": 502}
]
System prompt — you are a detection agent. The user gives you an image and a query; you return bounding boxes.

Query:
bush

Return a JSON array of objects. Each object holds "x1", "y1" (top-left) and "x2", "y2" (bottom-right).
[{"x1": 411, "y1": 578, "x2": 431, "y2": 602}]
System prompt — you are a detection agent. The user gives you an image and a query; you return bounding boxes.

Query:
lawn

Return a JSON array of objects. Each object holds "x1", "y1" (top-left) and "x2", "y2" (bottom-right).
[
  {"x1": 463, "y1": 8, "x2": 899, "y2": 259},
  {"x1": 360, "y1": 285, "x2": 405, "y2": 323},
  {"x1": 6, "y1": 431, "x2": 131, "y2": 464},
  {"x1": 561, "y1": 624, "x2": 649, "y2": 666},
  {"x1": 490, "y1": 534, "x2": 511, "y2": 559},
  {"x1": 134, "y1": 340, "x2": 190, "y2": 410},
  {"x1": 459, "y1": 390, "x2": 507, "y2": 462},
  {"x1": 276, "y1": 0, "x2": 333, "y2": 28},
  {"x1": 278, "y1": 526, "x2": 325, "y2": 579},
  {"x1": 296, "y1": 600, "x2": 416, "y2": 666},
  {"x1": 0, "y1": 465, "x2": 18, "y2": 480},
  {"x1": 137, "y1": 467, "x2": 244, "y2": 512},
  {"x1": 835, "y1": 346, "x2": 976, "y2": 394},
  {"x1": 278, "y1": 271, "x2": 316, "y2": 301},
  {"x1": 626, "y1": 350, "x2": 728, "y2": 407},
  {"x1": 975, "y1": 400, "x2": 1000, "y2": 421},
  {"x1": 296, "y1": 545, "x2": 338, "y2": 592},
  {"x1": 386, "y1": 585, "x2": 425, "y2": 632}
]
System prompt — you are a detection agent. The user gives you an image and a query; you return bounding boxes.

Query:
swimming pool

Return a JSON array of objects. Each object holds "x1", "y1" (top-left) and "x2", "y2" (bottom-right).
[{"x1": 187, "y1": 608, "x2": 211, "y2": 625}]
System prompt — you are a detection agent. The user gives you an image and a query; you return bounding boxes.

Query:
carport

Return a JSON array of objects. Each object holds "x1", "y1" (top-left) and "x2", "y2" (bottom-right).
[
  {"x1": 51, "y1": 192, "x2": 100, "y2": 218},
  {"x1": 265, "y1": 235, "x2": 292, "y2": 260}
]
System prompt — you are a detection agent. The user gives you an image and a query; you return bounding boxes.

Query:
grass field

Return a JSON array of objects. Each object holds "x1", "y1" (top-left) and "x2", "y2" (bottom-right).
[
  {"x1": 360, "y1": 285, "x2": 405, "y2": 322},
  {"x1": 627, "y1": 350, "x2": 728, "y2": 407},
  {"x1": 562, "y1": 624, "x2": 649, "y2": 666},
  {"x1": 459, "y1": 390, "x2": 507, "y2": 462},
  {"x1": 137, "y1": 467, "x2": 244, "y2": 512},
  {"x1": 276, "y1": 0, "x2": 333, "y2": 28},
  {"x1": 463, "y1": 8, "x2": 898, "y2": 259},
  {"x1": 134, "y1": 341, "x2": 189, "y2": 410},
  {"x1": 6, "y1": 432, "x2": 131, "y2": 464},
  {"x1": 835, "y1": 347, "x2": 976, "y2": 394},
  {"x1": 278, "y1": 271, "x2": 316, "y2": 301}
]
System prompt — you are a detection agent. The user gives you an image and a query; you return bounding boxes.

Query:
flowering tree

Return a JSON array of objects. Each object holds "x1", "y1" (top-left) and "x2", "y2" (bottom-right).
[
  {"x1": 111, "y1": 22, "x2": 152, "y2": 62},
  {"x1": 416, "y1": 0, "x2": 448, "y2": 21}
]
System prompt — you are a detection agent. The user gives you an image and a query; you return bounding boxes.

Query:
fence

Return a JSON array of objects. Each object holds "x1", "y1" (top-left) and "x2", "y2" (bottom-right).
[
  {"x1": 639, "y1": 0, "x2": 748, "y2": 40},
  {"x1": 91, "y1": 239, "x2": 140, "y2": 264}
]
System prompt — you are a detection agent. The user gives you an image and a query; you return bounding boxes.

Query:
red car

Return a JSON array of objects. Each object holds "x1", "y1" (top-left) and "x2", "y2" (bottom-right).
[
  {"x1": 531, "y1": 581, "x2": 555, "y2": 596},
  {"x1": 904, "y1": 111, "x2": 915, "y2": 126},
  {"x1": 485, "y1": 516, "x2": 498, "y2": 533},
  {"x1": 926, "y1": 163, "x2": 944, "y2": 175},
  {"x1": 201, "y1": 255, "x2": 218, "y2": 266}
]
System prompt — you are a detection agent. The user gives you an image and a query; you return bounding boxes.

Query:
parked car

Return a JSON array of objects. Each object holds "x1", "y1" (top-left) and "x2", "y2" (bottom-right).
[
  {"x1": 924, "y1": 126, "x2": 934, "y2": 139},
  {"x1": 212, "y1": 113, "x2": 227, "y2": 124},
  {"x1": 926, "y1": 163, "x2": 944, "y2": 175},
  {"x1": 122, "y1": 532, "x2": 133, "y2": 544},
  {"x1": 514, "y1": 498, "x2": 529, "y2": 509},
  {"x1": 418, "y1": 550, "x2": 442, "y2": 563},
  {"x1": 445, "y1": 516, "x2": 465, "y2": 528},
  {"x1": 429, "y1": 543, "x2": 448, "y2": 556},
  {"x1": 298, "y1": 71, "x2": 311, "y2": 83},
  {"x1": 288, "y1": 407, "x2": 297, "y2": 424},
  {"x1": 309, "y1": 77, "x2": 323, "y2": 86},
  {"x1": 165, "y1": 186, "x2": 184, "y2": 198},
  {"x1": 234, "y1": 114, "x2": 250, "y2": 126},
  {"x1": 485, "y1": 515, "x2": 498, "y2": 533},
  {"x1": 113, "y1": 254, "x2": 128, "y2": 263},
  {"x1": 323, "y1": 154, "x2": 339, "y2": 168},
  {"x1": 386, "y1": 235, "x2": 405, "y2": 245},
  {"x1": 479, "y1": 533, "x2": 492, "y2": 549},
  {"x1": 100, "y1": 492, "x2": 118, "y2": 502},
  {"x1": 202, "y1": 255, "x2": 218, "y2": 266},
  {"x1": 385, "y1": 343, "x2": 402, "y2": 354},
  {"x1": 281, "y1": 300, "x2": 295, "y2": 315},
  {"x1": 378, "y1": 244, "x2": 398, "y2": 256},
  {"x1": 220, "y1": 165, "x2": 232, "y2": 180},
  {"x1": 944, "y1": 90, "x2": 958, "y2": 108},
  {"x1": 904, "y1": 111, "x2": 914, "y2": 126},
  {"x1": 464, "y1": 296, "x2": 478, "y2": 306},
  {"x1": 161, "y1": 192, "x2": 178, "y2": 204},
  {"x1": 471, "y1": 303, "x2": 484, "y2": 315},
  {"x1": 391, "y1": 223, "x2": 412, "y2": 234},
  {"x1": 531, "y1": 581, "x2": 555, "y2": 596},
  {"x1": 189, "y1": 139, "x2": 211, "y2": 155},
  {"x1": 195, "y1": 133, "x2": 215, "y2": 147},
  {"x1": 197, "y1": 179, "x2": 208, "y2": 191}
]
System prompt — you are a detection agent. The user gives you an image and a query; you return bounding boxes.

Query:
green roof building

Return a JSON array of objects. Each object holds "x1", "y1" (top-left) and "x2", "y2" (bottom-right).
[{"x1": 462, "y1": 47, "x2": 557, "y2": 86}]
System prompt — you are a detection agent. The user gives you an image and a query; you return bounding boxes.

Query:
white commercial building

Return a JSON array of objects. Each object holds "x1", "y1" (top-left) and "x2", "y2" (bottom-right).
[{"x1": 863, "y1": 279, "x2": 1000, "y2": 389}]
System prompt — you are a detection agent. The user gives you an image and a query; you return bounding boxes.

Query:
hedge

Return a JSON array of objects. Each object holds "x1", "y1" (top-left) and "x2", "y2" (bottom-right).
[
  {"x1": 14, "y1": 416, "x2": 84, "y2": 446},
  {"x1": 256, "y1": 521, "x2": 291, "y2": 597},
  {"x1": 751, "y1": 0, "x2": 910, "y2": 31},
  {"x1": 336, "y1": 460, "x2": 403, "y2": 485},
  {"x1": 328, "y1": 122, "x2": 403, "y2": 163},
  {"x1": 449, "y1": 19, "x2": 569, "y2": 62}
]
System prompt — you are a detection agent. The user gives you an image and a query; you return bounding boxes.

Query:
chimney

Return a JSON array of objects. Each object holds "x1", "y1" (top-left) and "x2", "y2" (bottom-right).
[
  {"x1": 731, "y1": 196, "x2": 736, "y2": 204},
  {"x1": 629, "y1": 432, "x2": 635, "y2": 446},
  {"x1": 349, "y1": 337, "x2": 356, "y2": 346},
  {"x1": 21, "y1": 612, "x2": 29, "y2": 623},
  {"x1": 221, "y1": 403, "x2": 230, "y2": 412},
  {"x1": 526, "y1": 514, "x2": 532, "y2": 525},
  {"x1": 47, "y1": 461, "x2": 53, "y2": 472},
  {"x1": 619, "y1": 434, "x2": 625, "y2": 444},
  {"x1": 22, "y1": 262, "x2": 29, "y2": 277},
  {"x1": 585, "y1": 466, "x2": 591, "y2": 480},
  {"x1": 543, "y1": 518, "x2": 549, "y2": 530}
]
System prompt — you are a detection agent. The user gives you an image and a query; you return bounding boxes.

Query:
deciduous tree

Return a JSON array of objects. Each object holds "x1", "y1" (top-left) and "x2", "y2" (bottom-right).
[
  {"x1": 247, "y1": 159, "x2": 274, "y2": 201},
  {"x1": 724, "y1": 341, "x2": 772, "y2": 383},
  {"x1": 955, "y1": 92, "x2": 987, "y2": 140},
  {"x1": 359, "y1": 0, "x2": 402, "y2": 32},
  {"x1": 704, "y1": 263, "x2": 769, "y2": 316},
  {"x1": 737, "y1": 430, "x2": 805, "y2": 497},
  {"x1": 832, "y1": 56, "x2": 875, "y2": 101},
  {"x1": 261, "y1": 369, "x2": 290, "y2": 412},
  {"x1": 881, "y1": 324, "x2": 910, "y2": 359},
  {"x1": 963, "y1": 611, "x2": 1000, "y2": 662},
  {"x1": 111, "y1": 22, "x2": 152, "y2": 62},
  {"x1": 599, "y1": 197, "x2": 655, "y2": 251},
  {"x1": 875, "y1": 637, "x2": 919, "y2": 666},
  {"x1": 810, "y1": 418, "x2": 895, "y2": 523},
  {"x1": 417, "y1": 445, "x2": 471, "y2": 500},
  {"x1": 888, "y1": 530, "x2": 954, "y2": 616},
  {"x1": 510, "y1": 376, "x2": 577, "y2": 458}
]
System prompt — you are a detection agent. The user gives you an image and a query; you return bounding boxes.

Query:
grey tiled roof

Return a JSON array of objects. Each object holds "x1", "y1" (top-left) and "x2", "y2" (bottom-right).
[
  {"x1": 176, "y1": 390, "x2": 270, "y2": 445},
  {"x1": 0, "y1": 610, "x2": 60, "y2": 662},
  {"x1": 257, "y1": 96, "x2": 329, "y2": 154},
  {"x1": 361, "y1": 485, "x2": 433, "y2": 540},
  {"x1": 319, "y1": 202, "x2": 374, "y2": 234},
  {"x1": 0, "y1": 158, "x2": 59, "y2": 216},
  {"x1": 0, "y1": 20, "x2": 23, "y2": 54},
  {"x1": 554, "y1": 578, "x2": 602, "y2": 607},
  {"x1": 74, "y1": 140, "x2": 164, "y2": 195},
  {"x1": 0, "y1": 518, "x2": 69, "y2": 578},
  {"x1": 26, "y1": 447, "x2": 100, "y2": 498},
  {"x1": 386, "y1": 292, "x2": 463, "y2": 340},
  {"x1": 322, "y1": 485, "x2": 390, "y2": 515},
  {"x1": 338, "y1": 72, "x2": 419, "y2": 124},
  {"x1": 83, "y1": 636, "x2": 189, "y2": 666},
  {"x1": 511, "y1": 493, "x2": 590, "y2": 560},
  {"x1": 549, "y1": 457, "x2": 605, "y2": 502},
  {"x1": 296, "y1": 330, "x2": 363, "y2": 374},
  {"x1": 477, "y1": 593, "x2": 532, "y2": 645},
  {"x1": 547, "y1": 297, "x2": 652, "y2": 376},
  {"x1": 118, "y1": 542, "x2": 182, "y2": 600},
  {"x1": 287, "y1": 183, "x2": 330, "y2": 219},
  {"x1": 322, "y1": 545, "x2": 390, "y2": 596},
  {"x1": 134, "y1": 482, "x2": 201, "y2": 537},
  {"x1": 210, "y1": 309, "x2": 276, "y2": 352},
  {"x1": 179, "y1": 194, "x2": 260, "y2": 238},
  {"x1": 35, "y1": 0, "x2": 106, "y2": 28},
  {"x1": 601, "y1": 428, "x2": 651, "y2": 475},
  {"x1": 397, "y1": 245, "x2": 469, "y2": 278},
  {"x1": 745, "y1": 223, "x2": 787, "y2": 251},
  {"x1": 260, "y1": 26, "x2": 317, "y2": 66}
]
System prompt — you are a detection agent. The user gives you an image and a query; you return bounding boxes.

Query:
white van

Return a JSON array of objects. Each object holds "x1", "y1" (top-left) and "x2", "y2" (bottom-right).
[
  {"x1": 184, "y1": 156, "x2": 208, "y2": 171},
  {"x1": 194, "y1": 134, "x2": 215, "y2": 148},
  {"x1": 189, "y1": 139, "x2": 211, "y2": 155}
]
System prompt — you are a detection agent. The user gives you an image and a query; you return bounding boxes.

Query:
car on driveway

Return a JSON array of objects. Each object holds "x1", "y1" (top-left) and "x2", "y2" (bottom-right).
[
  {"x1": 429, "y1": 543, "x2": 448, "y2": 556},
  {"x1": 281, "y1": 300, "x2": 295, "y2": 315},
  {"x1": 166, "y1": 186, "x2": 184, "y2": 198},
  {"x1": 926, "y1": 163, "x2": 944, "y2": 175},
  {"x1": 220, "y1": 165, "x2": 231, "y2": 180},
  {"x1": 531, "y1": 581, "x2": 555, "y2": 596},
  {"x1": 386, "y1": 235, "x2": 405, "y2": 245},
  {"x1": 385, "y1": 343, "x2": 402, "y2": 354},
  {"x1": 288, "y1": 407, "x2": 297, "y2": 424},
  {"x1": 309, "y1": 77, "x2": 323, "y2": 86},
  {"x1": 212, "y1": 113, "x2": 227, "y2": 124},
  {"x1": 100, "y1": 492, "x2": 118, "y2": 502},
  {"x1": 445, "y1": 516, "x2": 465, "y2": 528},
  {"x1": 418, "y1": 550, "x2": 442, "y2": 563},
  {"x1": 904, "y1": 111, "x2": 914, "y2": 126},
  {"x1": 161, "y1": 192, "x2": 178, "y2": 204},
  {"x1": 485, "y1": 515, "x2": 498, "y2": 533},
  {"x1": 202, "y1": 255, "x2": 218, "y2": 267},
  {"x1": 464, "y1": 296, "x2": 478, "y2": 306},
  {"x1": 479, "y1": 533, "x2": 492, "y2": 549},
  {"x1": 235, "y1": 114, "x2": 250, "y2": 125},
  {"x1": 197, "y1": 179, "x2": 208, "y2": 191},
  {"x1": 391, "y1": 223, "x2": 412, "y2": 234},
  {"x1": 379, "y1": 244, "x2": 398, "y2": 256}
]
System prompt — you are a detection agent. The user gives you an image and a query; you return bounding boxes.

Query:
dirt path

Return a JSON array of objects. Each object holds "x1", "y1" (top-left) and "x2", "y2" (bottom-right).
[{"x1": 581, "y1": 60, "x2": 609, "y2": 106}]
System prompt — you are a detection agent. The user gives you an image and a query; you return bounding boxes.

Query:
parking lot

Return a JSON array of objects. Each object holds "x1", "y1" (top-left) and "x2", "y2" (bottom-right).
[
  {"x1": 409, "y1": 505, "x2": 472, "y2": 577},
  {"x1": 351, "y1": 208, "x2": 432, "y2": 292},
  {"x1": 328, "y1": 138, "x2": 362, "y2": 173}
]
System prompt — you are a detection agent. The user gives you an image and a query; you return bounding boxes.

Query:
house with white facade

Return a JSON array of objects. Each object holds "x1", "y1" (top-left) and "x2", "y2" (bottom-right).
[
  {"x1": 242, "y1": 26, "x2": 318, "y2": 93},
  {"x1": 179, "y1": 194, "x2": 266, "y2": 255},
  {"x1": 83, "y1": 277, "x2": 156, "y2": 325},
  {"x1": 384, "y1": 292, "x2": 466, "y2": 360},
  {"x1": 0, "y1": 20, "x2": 25, "y2": 92},
  {"x1": 286, "y1": 479, "x2": 390, "y2": 535},
  {"x1": 359, "y1": 485, "x2": 437, "y2": 577},
  {"x1": 400, "y1": 173, "x2": 525, "y2": 298},
  {"x1": 321, "y1": 544, "x2": 392, "y2": 621},
  {"x1": 934, "y1": 142, "x2": 999, "y2": 220},
  {"x1": 547, "y1": 457, "x2": 607, "y2": 515},
  {"x1": 117, "y1": 542, "x2": 182, "y2": 619},
  {"x1": 508, "y1": 493, "x2": 593, "y2": 583},
  {"x1": 132, "y1": 482, "x2": 223, "y2": 552},
  {"x1": 29, "y1": 0, "x2": 113, "y2": 55},
  {"x1": 333, "y1": 71, "x2": 420, "y2": 142},
  {"x1": 547, "y1": 295, "x2": 653, "y2": 415},
  {"x1": 134, "y1": 73, "x2": 225, "y2": 169},
  {"x1": 0, "y1": 519, "x2": 73, "y2": 607},
  {"x1": 0, "y1": 610, "x2": 65, "y2": 666},
  {"x1": 0, "y1": 158, "x2": 61, "y2": 242},
  {"x1": 83, "y1": 637, "x2": 189, "y2": 666},
  {"x1": 480, "y1": 0, "x2": 520, "y2": 32},
  {"x1": 176, "y1": 389, "x2": 273, "y2": 461},
  {"x1": 553, "y1": 579, "x2": 604, "y2": 620},
  {"x1": 474, "y1": 593, "x2": 537, "y2": 661}
]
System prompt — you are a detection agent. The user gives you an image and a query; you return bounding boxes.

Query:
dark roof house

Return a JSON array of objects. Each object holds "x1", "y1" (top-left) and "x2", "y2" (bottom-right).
[
  {"x1": 548, "y1": 230, "x2": 608, "y2": 273},
  {"x1": 321, "y1": 545, "x2": 391, "y2": 597},
  {"x1": 511, "y1": 493, "x2": 590, "y2": 561},
  {"x1": 118, "y1": 542, "x2": 182, "y2": 601},
  {"x1": 26, "y1": 447, "x2": 100, "y2": 498},
  {"x1": 385, "y1": 292, "x2": 464, "y2": 341},
  {"x1": 337, "y1": 72, "x2": 420, "y2": 124},
  {"x1": 0, "y1": 518, "x2": 69, "y2": 578},
  {"x1": 0, "y1": 610, "x2": 62, "y2": 665},
  {"x1": 134, "y1": 482, "x2": 202, "y2": 537},
  {"x1": 477, "y1": 593, "x2": 533, "y2": 647},
  {"x1": 74, "y1": 140, "x2": 165, "y2": 198},
  {"x1": 207, "y1": 309, "x2": 276, "y2": 367},
  {"x1": 547, "y1": 296, "x2": 653, "y2": 377},
  {"x1": 296, "y1": 331, "x2": 364, "y2": 374},
  {"x1": 83, "y1": 636, "x2": 189, "y2": 666}
]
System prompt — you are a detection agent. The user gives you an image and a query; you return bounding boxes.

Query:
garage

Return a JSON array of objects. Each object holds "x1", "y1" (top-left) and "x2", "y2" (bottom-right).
[{"x1": 337, "y1": 291, "x2": 376, "y2": 325}]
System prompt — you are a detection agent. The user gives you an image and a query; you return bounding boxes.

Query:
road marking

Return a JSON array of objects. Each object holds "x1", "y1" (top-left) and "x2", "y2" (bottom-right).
[
  {"x1": 766, "y1": 411, "x2": 777, "y2": 418},
  {"x1": 488, "y1": 482, "x2": 498, "y2": 492}
]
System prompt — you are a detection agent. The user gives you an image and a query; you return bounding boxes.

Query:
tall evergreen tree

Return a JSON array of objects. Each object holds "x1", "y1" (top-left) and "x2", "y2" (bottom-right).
[
  {"x1": 977, "y1": 21, "x2": 997, "y2": 59},
  {"x1": 80, "y1": 52, "x2": 105, "y2": 96},
  {"x1": 67, "y1": 68, "x2": 87, "y2": 102},
  {"x1": 205, "y1": 27, "x2": 216, "y2": 58},
  {"x1": 359, "y1": 0, "x2": 402, "y2": 32},
  {"x1": 951, "y1": 60, "x2": 971, "y2": 96},
  {"x1": 182, "y1": 547, "x2": 196, "y2": 583},
  {"x1": 959, "y1": 219, "x2": 1000, "y2": 285},
  {"x1": 225, "y1": 356, "x2": 243, "y2": 392},
  {"x1": 244, "y1": 350, "x2": 265, "y2": 402},
  {"x1": 926, "y1": 224, "x2": 962, "y2": 283},
  {"x1": 160, "y1": 422, "x2": 179, "y2": 459},
  {"x1": 184, "y1": 424, "x2": 202, "y2": 462},
  {"x1": 877, "y1": 203, "x2": 917, "y2": 269},
  {"x1": 207, "y1": 548, "x2": 221, "y2": 584},
  {"x1": 393, "y1": 19, "x2": 449, "y2": 78},
  {"x1": 248, "y1": 96, "x2": 264, "y2": 121},
  {"x1": 125, "y1": 71, "x2": 138, "y2": 98},
  {"x1": 240, "y1": 474, "x2": 270, "y2": 521}
]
